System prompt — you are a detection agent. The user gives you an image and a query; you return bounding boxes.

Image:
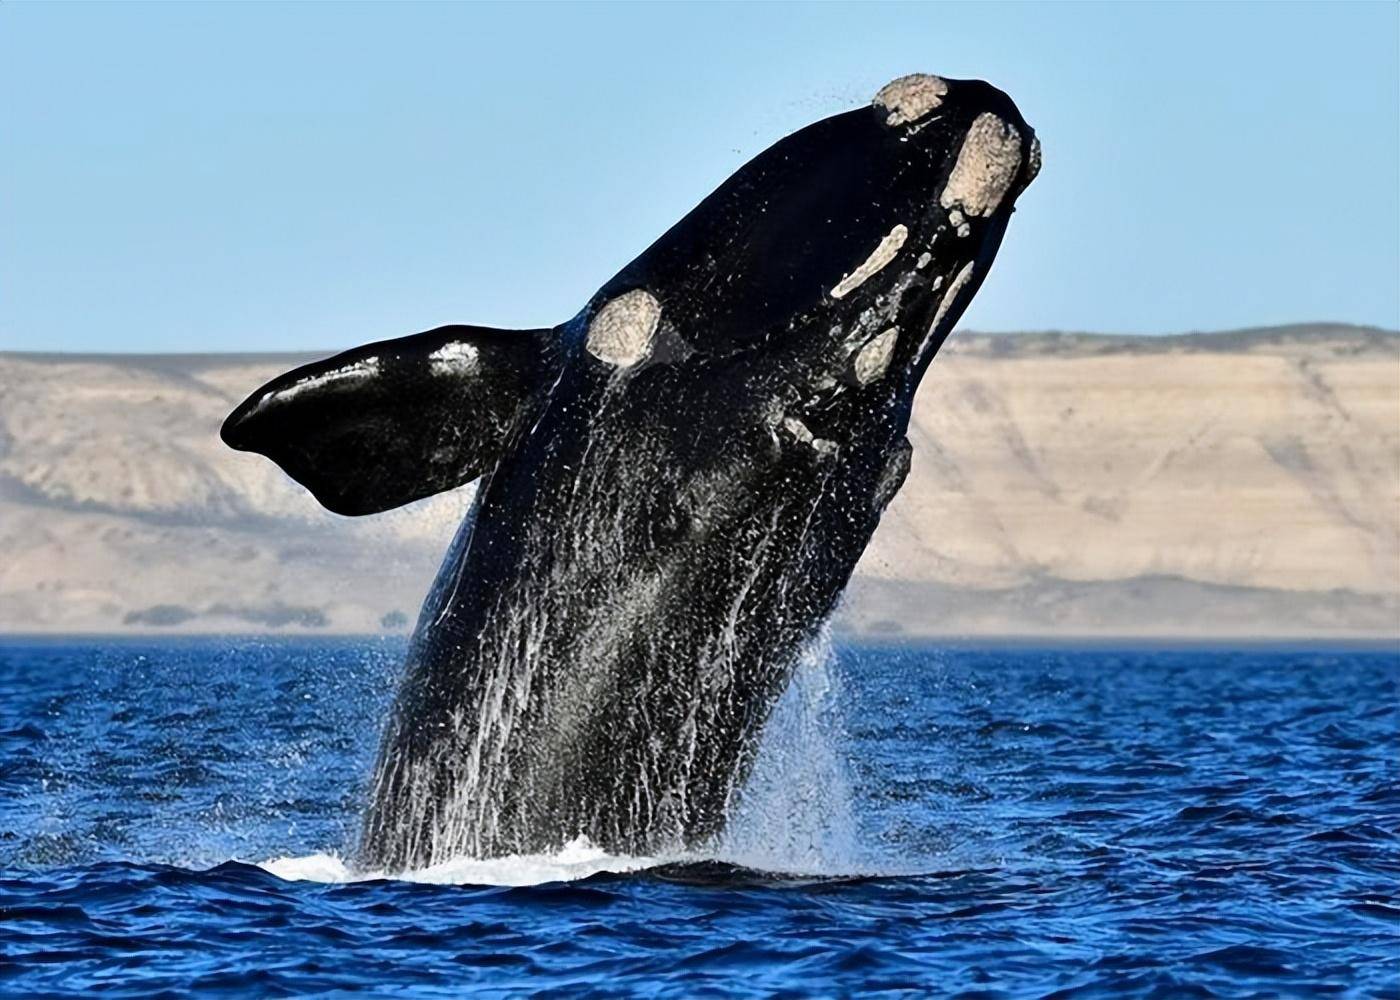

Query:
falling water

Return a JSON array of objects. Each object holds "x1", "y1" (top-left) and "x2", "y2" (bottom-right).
[
  {"x1": 359, "y1": 361, "x2": 880, "y2": 871},
  {"x1": 717, "y1": 629, "x2": 860, "y2": 873}
]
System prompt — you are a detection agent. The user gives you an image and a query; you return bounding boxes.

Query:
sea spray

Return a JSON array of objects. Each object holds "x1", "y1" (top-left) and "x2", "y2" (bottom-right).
[
  {"x1": 261, "y1": 835, "x2": 659, "y2": 886},
  {"x1": 265, "y1": 635, "x2": 861, "y2": 886},
  {"x1": 717, "y1": 630, "x2": 861, "y2": 874}
]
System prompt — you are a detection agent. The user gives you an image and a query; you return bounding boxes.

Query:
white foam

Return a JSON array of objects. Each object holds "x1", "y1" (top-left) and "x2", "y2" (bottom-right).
[{"x1": 257, "y1": 836, "x2": 660, "y2": 886}]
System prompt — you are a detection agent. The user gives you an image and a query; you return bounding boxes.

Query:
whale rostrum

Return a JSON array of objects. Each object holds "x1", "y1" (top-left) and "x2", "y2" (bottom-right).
[{"x1": 222, "y1": 73, "x2": 1040, "y2": 868}]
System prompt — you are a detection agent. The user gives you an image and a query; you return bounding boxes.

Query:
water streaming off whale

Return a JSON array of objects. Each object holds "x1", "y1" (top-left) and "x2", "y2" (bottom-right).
[{"x1": 362, "y1": 378, "x2": 858, "y2": 865}]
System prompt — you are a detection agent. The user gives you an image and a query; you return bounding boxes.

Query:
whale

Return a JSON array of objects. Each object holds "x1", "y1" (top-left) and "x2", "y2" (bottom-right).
[{"x1": 223, "y1": 73, "x2": 1039, "y2": 869}]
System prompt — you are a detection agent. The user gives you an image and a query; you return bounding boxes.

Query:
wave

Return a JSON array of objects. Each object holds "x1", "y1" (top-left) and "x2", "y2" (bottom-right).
[
  {"x1": 257, "y1": 836, "x2": 664, "y2": 887},
  {"x1": 253, "y1": 836, "x2": 939, "y2": 888}
]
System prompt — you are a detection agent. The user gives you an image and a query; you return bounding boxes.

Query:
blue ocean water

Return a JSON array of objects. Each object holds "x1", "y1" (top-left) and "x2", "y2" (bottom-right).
[{"x1": 1, "y1": 638, "x2": 1396, "y2": 997}]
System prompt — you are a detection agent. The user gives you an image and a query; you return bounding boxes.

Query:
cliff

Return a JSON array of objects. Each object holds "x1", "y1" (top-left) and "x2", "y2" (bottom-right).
[{"x1": 2, "y1": 324, "x2": 1396, "y2": 637}]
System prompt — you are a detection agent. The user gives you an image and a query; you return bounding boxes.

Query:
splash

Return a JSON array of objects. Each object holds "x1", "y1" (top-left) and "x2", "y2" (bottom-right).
[
  {"x1": 259, "y1": 836, "x2": 660, "y2": 887},
  {"x1": 716, "y1": 630, "x2": 862, "y2": 874},
  {"x1": 262, "y1": 632, "x2": 868, "y2": 887}
]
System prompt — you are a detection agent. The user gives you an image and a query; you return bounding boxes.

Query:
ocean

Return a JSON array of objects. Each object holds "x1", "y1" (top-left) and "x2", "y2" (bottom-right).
[{"x1": 1, "y1": 637, "x2": 1396, "y2": 997}]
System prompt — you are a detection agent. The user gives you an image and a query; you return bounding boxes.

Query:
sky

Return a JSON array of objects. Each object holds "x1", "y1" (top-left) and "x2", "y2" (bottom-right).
[{"x1": 2, "y1": 2, "x2": 1397, "y2": 354}]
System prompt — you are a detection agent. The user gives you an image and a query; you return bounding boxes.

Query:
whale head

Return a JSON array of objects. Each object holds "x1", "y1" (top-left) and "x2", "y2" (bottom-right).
[
  {"x1": 224, "y1": 72, "x2": 1038, "y2": 519},
  {"x1": 576, "y1": 73, "x2": 1039, "y2": 432},
  {"x1": 224, "y1": 72, "x2": 1038, "y2": 518}
]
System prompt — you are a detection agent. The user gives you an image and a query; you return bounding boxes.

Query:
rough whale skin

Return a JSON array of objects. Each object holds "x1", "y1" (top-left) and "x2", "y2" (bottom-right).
[{"x1": 222, "y1": 74, "x2": 1039, "y2": 869}]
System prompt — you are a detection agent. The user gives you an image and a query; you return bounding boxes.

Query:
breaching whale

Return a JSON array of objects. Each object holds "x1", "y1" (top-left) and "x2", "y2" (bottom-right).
[{"x1": 223, "y1": 73, "x2": 1039, "y2": 869}]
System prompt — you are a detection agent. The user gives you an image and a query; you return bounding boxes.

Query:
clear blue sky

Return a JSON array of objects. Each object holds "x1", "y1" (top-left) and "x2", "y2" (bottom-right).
[{"x1": 2, "y1": 2, "x2": 1397, "y2": 353}]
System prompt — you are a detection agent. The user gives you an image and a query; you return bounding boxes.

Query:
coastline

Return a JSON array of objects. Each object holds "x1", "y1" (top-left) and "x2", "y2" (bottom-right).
[{"x1": 3, "y1": 324, "x2": 1397, "y2": 640}]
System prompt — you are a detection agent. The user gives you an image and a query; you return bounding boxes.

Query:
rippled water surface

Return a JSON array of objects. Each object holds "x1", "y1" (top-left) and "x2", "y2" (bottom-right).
[{"x1": 1, "y1": 638, "x2": 1397, "y2": 997}]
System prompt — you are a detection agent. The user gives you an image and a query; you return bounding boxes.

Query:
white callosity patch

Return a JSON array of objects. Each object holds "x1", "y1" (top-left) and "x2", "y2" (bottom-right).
[
  {"x1": 828, "y1": 255, "x2": 927, "y2": 389},
  {"x1": 853, "y1": 327, "x2": 898, "y2": 385},
  {"x1": 587, "y1": 289, "x2": 662, "y2": 367},
  {"x1": 948, "y1": 208, "x2": 969, "y2": 239},
  {"x1": 940, "y1": 112, "x2": 1023, "y2": 225},
  {"x1": 783, "y1": 416, "x2": 814, "y2": 444},
  {"x1": 273, "y1": 357, "x2": 381, "y2": 405},
  {"x1": 830, "y1": 224, "x2": 908, "y2": 300},
  {"x1": 873, "y1": 73, "x2": 948, "y2": 127},
  {"x1": 429, "y1": 341, "x2": 479, "y2": 377},
  {"x1": 1026, "y1": 135, "x2": 1042, "y2": 185},
  {"x1": 781, "y1": 415, "x2": 837, "y2": 456},
  {"x1": 928, "y1": 262, "x2": 975, "y2": 337},
  {"x1": 872, "y1": 439, "x2": 913, "y2": 512}
]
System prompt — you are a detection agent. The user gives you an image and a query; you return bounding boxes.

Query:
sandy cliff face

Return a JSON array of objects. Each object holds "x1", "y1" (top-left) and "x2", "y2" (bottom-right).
[
  {"x1": 1, "y1": 326, "x2": 1396, "y2": 636},
  {"x1": 883, "y1": 337, "x2": 1400, "y2": 594}
]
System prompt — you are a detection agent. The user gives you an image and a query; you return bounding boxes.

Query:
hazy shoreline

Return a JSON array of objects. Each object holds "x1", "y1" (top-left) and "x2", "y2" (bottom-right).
[{"x1": 3, "y1": 323, "x2": 1397, "y2": 640}]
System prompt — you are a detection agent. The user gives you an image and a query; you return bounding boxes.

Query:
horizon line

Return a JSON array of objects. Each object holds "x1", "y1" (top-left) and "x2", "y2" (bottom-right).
[{"x1": 3, "y1": 321, "x2": 1397, "y2": 360}]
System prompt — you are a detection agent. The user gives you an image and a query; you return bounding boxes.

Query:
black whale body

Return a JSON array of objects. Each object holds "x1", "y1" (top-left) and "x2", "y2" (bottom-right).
[{"x1": 223, "y1": 74, "x2": 1039, "y2": 868}]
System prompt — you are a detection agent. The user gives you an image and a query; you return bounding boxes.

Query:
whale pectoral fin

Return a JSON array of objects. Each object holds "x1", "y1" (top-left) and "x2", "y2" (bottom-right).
[{"x1": 221, "y1": 325, "x2": 555, "y2": 515}]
